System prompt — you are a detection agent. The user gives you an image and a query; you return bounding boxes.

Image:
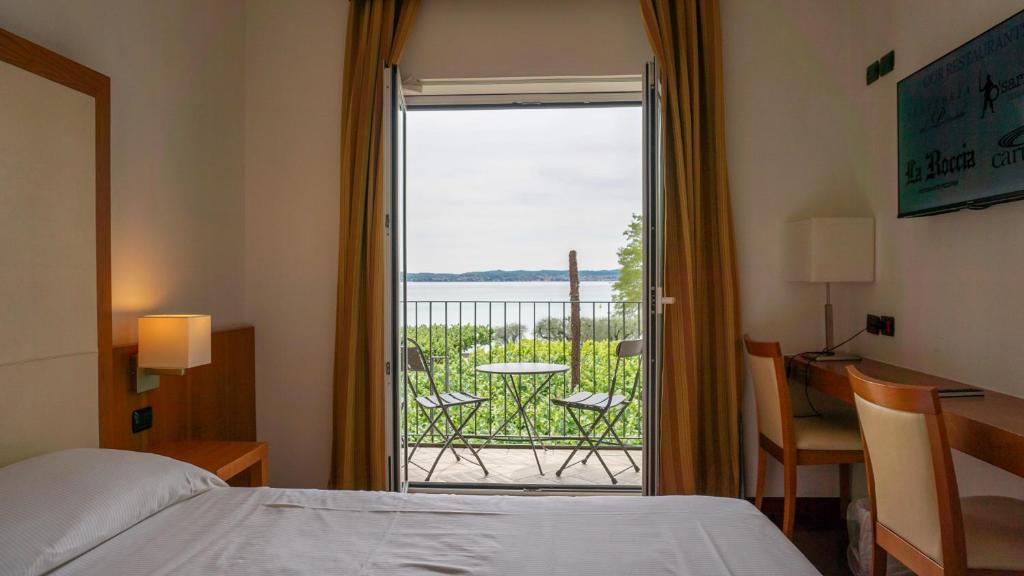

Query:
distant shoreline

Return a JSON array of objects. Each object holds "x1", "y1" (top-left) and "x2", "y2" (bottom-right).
[{"x1": 406, "y1": 269, "x2": 619, "y2": 282}]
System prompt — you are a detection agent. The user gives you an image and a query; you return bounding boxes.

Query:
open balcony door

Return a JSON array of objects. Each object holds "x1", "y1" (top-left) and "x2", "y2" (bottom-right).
[
  {"x1": 385, "y1": 63, "x2": 660, "y2": 492},
  {"x1": 383, "y1": 65, "x2": 408, "y2": 492},
  {"x1": 642, "y1": 61, "x2": 664, "y2": 496}
]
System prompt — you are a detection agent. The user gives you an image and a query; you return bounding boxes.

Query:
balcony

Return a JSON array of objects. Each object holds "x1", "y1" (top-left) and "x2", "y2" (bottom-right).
[{"x1": 401, "y1": 299, "x2": 643, "y2": 488}]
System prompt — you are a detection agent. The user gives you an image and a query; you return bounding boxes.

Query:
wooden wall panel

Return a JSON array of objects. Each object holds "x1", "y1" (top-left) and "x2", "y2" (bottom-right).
[
  {"x1": 101, "y1": 326, "x2": 255, "y2": 450},
  {"x1": 190, "y1": 326, "x2": 256, "y2": 441}
]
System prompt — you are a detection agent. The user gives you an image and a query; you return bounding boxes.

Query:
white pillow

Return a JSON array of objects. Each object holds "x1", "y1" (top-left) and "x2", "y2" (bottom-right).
[{"x1": 0, "y1": 448, "x2": 226, "y2": 576}]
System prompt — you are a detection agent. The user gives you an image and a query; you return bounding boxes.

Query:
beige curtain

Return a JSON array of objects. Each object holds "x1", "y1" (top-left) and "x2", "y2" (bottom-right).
[
  {"x1": 639, "y1": 0, "x2": 742, "y2": 496},
  {"x1": 330, "y1": 0, "x2": 418, "y2": 491}
]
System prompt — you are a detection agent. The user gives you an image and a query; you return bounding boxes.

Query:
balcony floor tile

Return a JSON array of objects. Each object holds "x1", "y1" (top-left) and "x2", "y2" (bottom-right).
[{"x1": 406, "y1": 446, "x2": 642, "y2": 487}]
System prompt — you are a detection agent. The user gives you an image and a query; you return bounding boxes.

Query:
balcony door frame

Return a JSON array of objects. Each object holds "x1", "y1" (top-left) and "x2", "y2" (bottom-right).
[
  {"x1": 383, "y1": 75, "x2": 664, "y2": 494},
  {"x1": 640, "y1": 61, "x2": 662, "y2": 496},
  {"x1": 383, "y1": 65, "x2": 409, "y2": 493}
]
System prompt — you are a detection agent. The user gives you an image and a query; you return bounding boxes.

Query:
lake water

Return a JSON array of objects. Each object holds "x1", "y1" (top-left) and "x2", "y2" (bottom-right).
[
  {"x1": 404, "y1": 281, "x2": 636, "y2": 333},
  {"x1": 407, "y1": 281, "x2": 614, "y2": 303}
]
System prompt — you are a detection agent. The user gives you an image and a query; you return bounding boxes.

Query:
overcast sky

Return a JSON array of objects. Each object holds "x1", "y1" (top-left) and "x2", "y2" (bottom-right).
[{"x1": 406, "y1": 106, "x2": 642, "y2": 273}]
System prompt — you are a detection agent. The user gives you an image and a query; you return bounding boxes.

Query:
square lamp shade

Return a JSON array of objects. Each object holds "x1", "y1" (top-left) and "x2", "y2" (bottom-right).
[
  {"x1": 784, "y1": 217, "x2": 874, "y2": 360},
  {"x1": 784, "y1": 217, "x2": 874, "y2": 283},
  {"x1": 138, "y1": 314, "x2": 211, "y2": 370}
]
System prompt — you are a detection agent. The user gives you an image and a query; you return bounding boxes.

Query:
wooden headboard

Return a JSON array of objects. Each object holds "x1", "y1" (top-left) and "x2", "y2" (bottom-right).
[
  {"x1": 102, "y1": 326, "x2": 256, "y2": 450},
  {"x1": 0, "y1": 27, "x2": 111, "y2": 467}
]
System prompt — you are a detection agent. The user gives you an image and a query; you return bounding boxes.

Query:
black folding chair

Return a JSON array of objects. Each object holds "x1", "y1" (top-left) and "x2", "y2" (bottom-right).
[
  {"x1": 405, "y1": 338, "x2": 489, "y2": 481},
  {"x1": 552, "y1": 339, "x2": 642, "y2": 484}
]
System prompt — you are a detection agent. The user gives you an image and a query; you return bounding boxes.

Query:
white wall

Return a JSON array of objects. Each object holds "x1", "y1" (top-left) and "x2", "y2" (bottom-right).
[
  {"x1": 246, "y1": 0, "x2": 867, "y2": 495},
  {"x1": 244, "y1": 0, "x2": 346, "y2": 489},
  {"x1": 402, "y1": 0, "x2": 650, "y2": 80},
  {"x1": 722, "y1": 0, "x2": 871, "y2": 497},
  {"x1": 849, "y1": 0, "x2": 1024, "y2": 499},
  {"x1": 243, "y1": 0, "x2": 649, "y2": 488},
  {"x1": 12, "y1": 0, "x2": 1016, "y2": 497},
  {"x1": 0, "y1": 0, "x2": 247, "y2": 345},
  {"x1": 726, "y1": 0, "x2": 1024, "y2": 501},
  {"x1": 242, "y1": 0, "x2": 891, "y2": 494}
]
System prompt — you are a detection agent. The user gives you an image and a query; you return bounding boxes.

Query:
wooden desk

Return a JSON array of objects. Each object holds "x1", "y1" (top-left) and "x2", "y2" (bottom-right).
[
  {"x1": 790, "y1": 356, "x2": 1024, "y2": 479},
  {"x1": 148, "y1": 440, "x2": 268, "y2": 487}
]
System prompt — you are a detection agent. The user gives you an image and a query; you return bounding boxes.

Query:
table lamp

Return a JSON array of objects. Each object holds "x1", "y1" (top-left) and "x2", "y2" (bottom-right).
[
  {"x1": 784, "y1": 218, "x2": 874, "y2": 361},
  {"x1": 133, "y1": 314, "x2": 212, "y2": 393}
]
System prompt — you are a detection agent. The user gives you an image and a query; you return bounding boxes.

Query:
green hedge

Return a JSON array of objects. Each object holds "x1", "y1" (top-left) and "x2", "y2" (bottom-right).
[{"x1": 401, "y1": 333, "x2": 643, "y2": 447}]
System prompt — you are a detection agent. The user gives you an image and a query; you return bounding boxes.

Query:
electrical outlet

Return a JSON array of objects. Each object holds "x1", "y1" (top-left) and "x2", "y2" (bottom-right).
[
  {"x1": 880, "y1": 315, "x2": 896, "y2": 337},
  {"x1": 879, "y1": 50, "x2": 895, "y2": 76},
  {"x1": 866, "y1": 314, "x2": 882, "y2": 335},
  {"x1": 132, "y1": 406, "x2": 153, "y2": 433},
  {"x1": 866, "y1": 60, "x2": 880, "y2": 85}
]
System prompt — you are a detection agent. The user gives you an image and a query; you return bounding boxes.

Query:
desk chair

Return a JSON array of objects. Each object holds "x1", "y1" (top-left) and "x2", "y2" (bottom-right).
[
  {"x1": 744, "y1": 336, "x2": 864, "y2": 538},
  {"x1": 848, "y1": 367, "x2": 1024, "y2": 576},
  {"x1": 405, "y1": 338, "x2": 489, "y2": 481},
  {"x1": 553, "y1": 339, "x2": 642, "y2": 484}
]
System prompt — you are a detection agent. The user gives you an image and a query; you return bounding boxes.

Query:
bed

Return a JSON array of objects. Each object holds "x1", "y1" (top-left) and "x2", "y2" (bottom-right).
[{"x1": 0, "y1": 449, "x2": 820, "y2": 576}]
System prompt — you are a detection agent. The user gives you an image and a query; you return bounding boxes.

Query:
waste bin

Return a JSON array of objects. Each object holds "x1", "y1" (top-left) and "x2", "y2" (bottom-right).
[{"x1": 847, "y1": 498, "x2": 912, "y2": 576}]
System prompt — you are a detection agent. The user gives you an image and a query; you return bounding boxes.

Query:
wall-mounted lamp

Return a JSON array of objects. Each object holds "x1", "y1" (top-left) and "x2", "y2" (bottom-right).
[{"x1": 132, "y1": 314, "x2": 212, "y2": 393}]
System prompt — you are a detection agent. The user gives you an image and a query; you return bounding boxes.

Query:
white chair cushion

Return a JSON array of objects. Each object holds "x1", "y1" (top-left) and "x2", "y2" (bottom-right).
[
  {"x1": 793, "y1": 412, "x2": 862, "y2": 451},
  {"x1": 962, "y1": 495, "x2": 1024, "y2": 571}
]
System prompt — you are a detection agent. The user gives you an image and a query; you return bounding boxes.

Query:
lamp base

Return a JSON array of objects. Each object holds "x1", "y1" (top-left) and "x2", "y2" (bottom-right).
[{"x1": 814, "y1": 350, "x2": 861, "y2": 362}]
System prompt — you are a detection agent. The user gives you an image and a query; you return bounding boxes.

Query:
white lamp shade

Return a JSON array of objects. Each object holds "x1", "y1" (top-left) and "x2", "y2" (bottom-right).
[
  {"x1": 784, "y1": 217, "x2": 874, "y2": 283},
  {"x1": 137, "y1": 315, "x2": 212, "y2": 370}
]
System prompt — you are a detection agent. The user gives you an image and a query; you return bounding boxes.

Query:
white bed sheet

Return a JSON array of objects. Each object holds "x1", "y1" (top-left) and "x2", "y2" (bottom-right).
[{"x1": 51, "y1": 489, "x2": 820, "y2": 575}]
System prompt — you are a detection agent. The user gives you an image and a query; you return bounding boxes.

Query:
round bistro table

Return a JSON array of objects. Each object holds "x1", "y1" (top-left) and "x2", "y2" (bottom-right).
[{"x1": 475, "y1": 362, "x2": 569, "y2": 476}]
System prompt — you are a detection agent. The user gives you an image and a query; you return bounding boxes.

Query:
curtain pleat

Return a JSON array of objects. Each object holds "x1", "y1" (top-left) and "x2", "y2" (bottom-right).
[
  {"x1": 330, "y1": 0, "x2": 419, "y2": 491},
  {"x1": 639, "y1": 0, "x2": 741, "y2": 497}
]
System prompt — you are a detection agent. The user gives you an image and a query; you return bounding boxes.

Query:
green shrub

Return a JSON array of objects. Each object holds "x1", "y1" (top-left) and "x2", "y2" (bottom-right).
[{"x1": 401, "y1": 334, "x2": 644, "y2": 447}]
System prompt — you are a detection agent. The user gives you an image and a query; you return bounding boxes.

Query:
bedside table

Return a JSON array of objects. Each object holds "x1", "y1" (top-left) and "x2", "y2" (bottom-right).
[{"x1": 148, "y1": 440, "x2": 268, "y2": 487}]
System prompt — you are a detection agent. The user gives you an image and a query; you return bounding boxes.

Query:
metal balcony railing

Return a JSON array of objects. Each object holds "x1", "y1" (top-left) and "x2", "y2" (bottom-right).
[{"x1": 401, "y1": 300, "x2": 644, "y2": 447}]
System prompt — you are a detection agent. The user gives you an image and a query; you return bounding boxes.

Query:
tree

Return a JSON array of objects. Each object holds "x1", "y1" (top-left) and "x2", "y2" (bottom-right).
[
  {"x1": 535, "y1": 315, "x2": 642, "y2": 341},
  {"x1": 535, "y1": 317, "x2": 569, "y2": 340},
  {"x1": 612, "y1": 213, "x2": 643, "y2": 305},
  {"x1": 493, "y1": 323, "x2": 526, "y2": 344},
  {"x1": 405, "y1": 324, "x2": 492, "y2": 357}
]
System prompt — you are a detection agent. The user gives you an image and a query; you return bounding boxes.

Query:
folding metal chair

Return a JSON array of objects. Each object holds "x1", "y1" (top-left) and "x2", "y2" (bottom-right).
[
  {"x1": 404, "y1": 338, "x2": 489, "y2": 481},
  {"x1": 552, "y1": 339, "x2": 642, "y2": 484}
]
